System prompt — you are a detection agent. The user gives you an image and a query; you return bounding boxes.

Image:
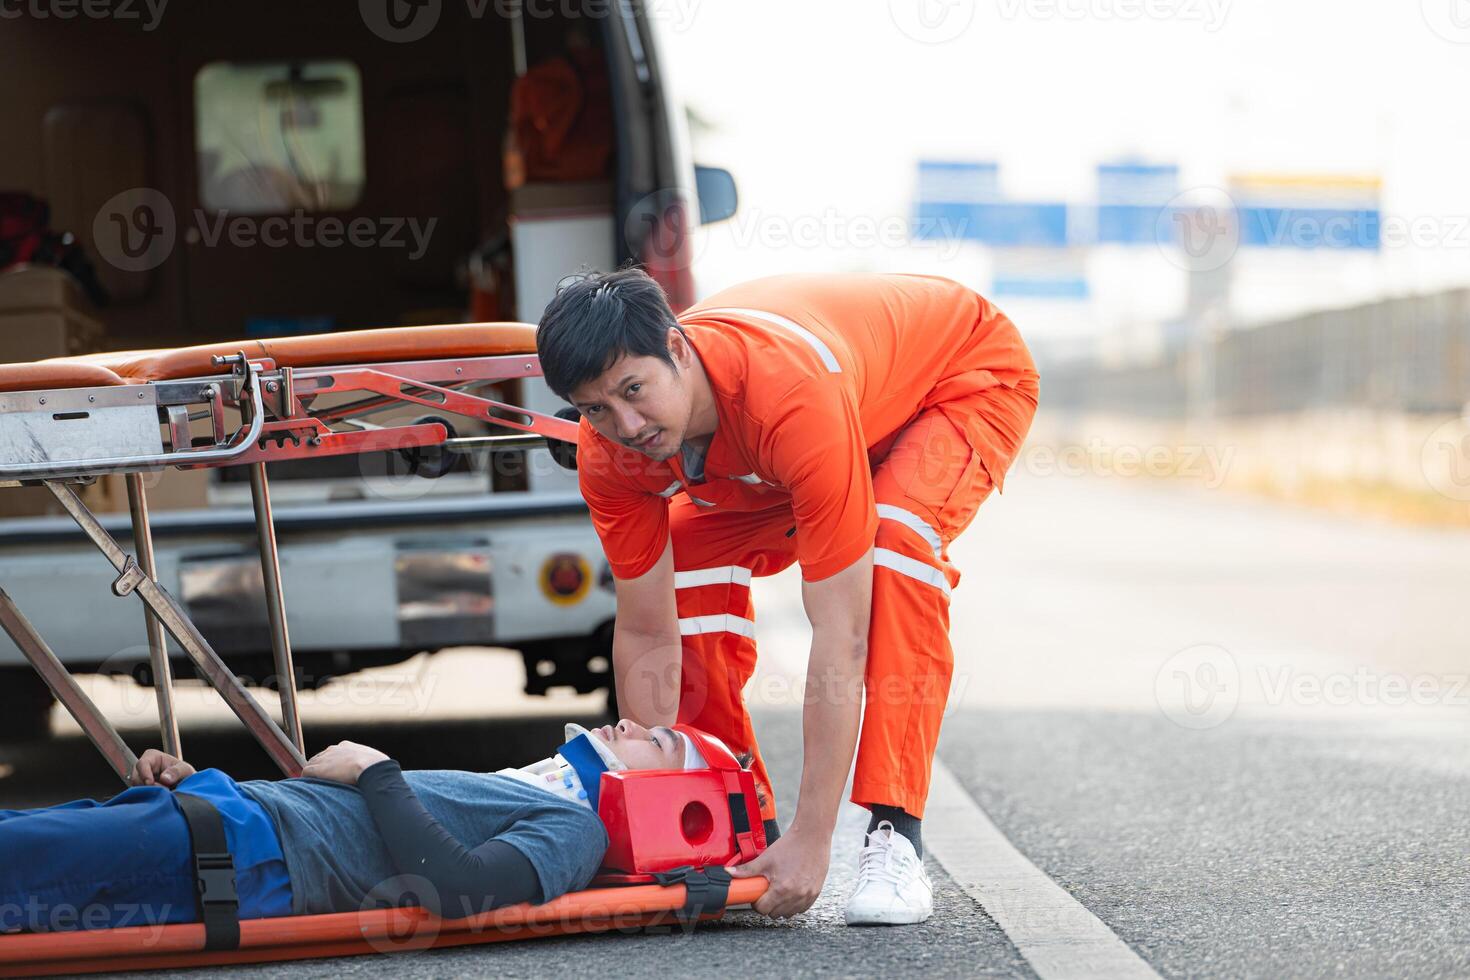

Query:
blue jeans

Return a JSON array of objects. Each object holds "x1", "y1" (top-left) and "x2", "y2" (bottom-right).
[{"x1": 0, "y1": 769, "x2": 292, "y2": 933}]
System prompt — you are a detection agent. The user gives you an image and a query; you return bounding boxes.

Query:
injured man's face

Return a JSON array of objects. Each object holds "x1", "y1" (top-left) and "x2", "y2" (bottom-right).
[{"x1": 590, "y1": 719, "x2": 686, "y2": 770}]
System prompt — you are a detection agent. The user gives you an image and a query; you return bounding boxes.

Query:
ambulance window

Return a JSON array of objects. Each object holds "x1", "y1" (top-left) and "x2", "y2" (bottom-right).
[{"x1": 195, "y1": 60, "x2": 365, "y2": 215}]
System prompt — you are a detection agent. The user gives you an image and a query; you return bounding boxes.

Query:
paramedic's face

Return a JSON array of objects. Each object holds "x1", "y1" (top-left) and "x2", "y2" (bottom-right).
[
  {"x1": 592, "y1": 719, "x2": 685, "y2": 770},
  {"x1": 568, "y1": 331, "x2": 694, "y2": 462}
]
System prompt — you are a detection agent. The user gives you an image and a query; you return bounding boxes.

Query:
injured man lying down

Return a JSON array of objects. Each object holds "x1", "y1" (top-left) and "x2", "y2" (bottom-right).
[{"x1": 0, "y1": 720, "x2": 748, "y2": 934}]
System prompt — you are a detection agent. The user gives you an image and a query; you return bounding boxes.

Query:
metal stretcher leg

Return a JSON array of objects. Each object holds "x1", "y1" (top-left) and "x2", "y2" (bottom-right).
[
  {"x1": 124, "y1": 473, "x2": 181, "y2": 758},
  {"x1": 0, "y1": 589, "x2": 139, "y2": 782},
  {"x1": 44, "y1": 480, "x2": 307, "y2": 779},
  {"x1": 247, "y1": 461, "x2": 304, "y2": 752}
]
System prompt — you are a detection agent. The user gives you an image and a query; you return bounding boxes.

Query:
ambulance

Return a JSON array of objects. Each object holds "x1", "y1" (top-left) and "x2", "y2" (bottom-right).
[{"x1": 0, "y1": 0, "x2": 737, "y2": 739}]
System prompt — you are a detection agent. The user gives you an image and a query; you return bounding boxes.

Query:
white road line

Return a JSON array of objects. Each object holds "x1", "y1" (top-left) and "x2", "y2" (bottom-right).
[{"x1": 926, "y1": 759, "x2": 1162, "y2": 980}]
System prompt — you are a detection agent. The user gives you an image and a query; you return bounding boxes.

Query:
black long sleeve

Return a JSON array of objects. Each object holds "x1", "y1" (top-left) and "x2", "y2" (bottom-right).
[{"x1": 356, "y1": 759, "x2": 543, "y2": 919}]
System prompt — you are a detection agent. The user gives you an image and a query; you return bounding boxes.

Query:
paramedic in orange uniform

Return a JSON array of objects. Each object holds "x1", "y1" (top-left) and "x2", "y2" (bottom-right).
[{"x1": 535, "y1": 269, "x2": 1039, "y2": 925}]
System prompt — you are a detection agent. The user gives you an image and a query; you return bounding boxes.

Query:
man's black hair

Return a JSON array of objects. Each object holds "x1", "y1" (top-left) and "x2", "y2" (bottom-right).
[
  {"x1": 535, "y1": 266, "x2": 684, "y2": 401},
  {"x1": 735, "y1": 750, "x2": 770, "y2": 813}
]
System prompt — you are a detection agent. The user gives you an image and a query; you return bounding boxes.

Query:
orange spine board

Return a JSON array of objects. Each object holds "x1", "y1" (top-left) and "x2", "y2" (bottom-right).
[{"x1": 0, "y1": 876, "x2": 767, "y2": 976}]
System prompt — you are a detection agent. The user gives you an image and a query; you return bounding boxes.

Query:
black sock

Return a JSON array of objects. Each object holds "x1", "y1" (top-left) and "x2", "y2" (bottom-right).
[
  {"x1": 867, "y1": 805, "x2": 923, "y2": 858},
  {"x1": 762, "y1": 818, "x2": 782, "y2": 845}
]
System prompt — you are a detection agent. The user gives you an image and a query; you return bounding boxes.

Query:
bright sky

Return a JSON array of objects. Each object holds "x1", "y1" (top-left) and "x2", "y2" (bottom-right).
[{"x1": 655, "y1": 0, "x2": 1470, "y2": 348}]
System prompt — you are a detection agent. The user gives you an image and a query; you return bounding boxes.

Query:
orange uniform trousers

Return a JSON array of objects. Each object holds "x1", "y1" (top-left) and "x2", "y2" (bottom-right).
[{"x1": 670, "y1": 380, "x2": 1038, "y2": 822}]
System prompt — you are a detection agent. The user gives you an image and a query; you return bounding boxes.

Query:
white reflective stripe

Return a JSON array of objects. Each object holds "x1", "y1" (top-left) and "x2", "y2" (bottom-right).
[
  {"x1": 733, "y1": 472, "x2": 764, "y2": 485},
  {"x1": 696, "y1": 306, "x2": 841, "y2": 373},
  {"x1": 678, "y1": 613, "x2": 757, "y2": 638},
  {"x1": 874, "y1": 548, "x2": 951, "y2": 598},
  {"x1": 689, "y1": 495, "x2": 717, "y2": 508},
  {"x1": 656, "y1": 480, "x2": 682, "y2": 498},
  {"x1": 876, "y1": 503, "x2": 942, "y2": 559},
  {"x1": 674, "y1": 565, "x2": 753, "y2": 589}
]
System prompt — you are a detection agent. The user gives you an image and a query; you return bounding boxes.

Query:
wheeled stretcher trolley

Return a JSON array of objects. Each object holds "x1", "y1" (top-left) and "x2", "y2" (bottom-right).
[{"x1": 0, "y1": 322, "x2": 767, "y2": 974}]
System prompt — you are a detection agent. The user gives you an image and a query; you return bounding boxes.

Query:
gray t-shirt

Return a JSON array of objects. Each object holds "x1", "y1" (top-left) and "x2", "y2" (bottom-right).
[
  {"x1": 240, "y1": 770, "x2": 608, "y2": 916},
  {"x1": 681, "y1": 440, "x2": 708, "y2": 482}
]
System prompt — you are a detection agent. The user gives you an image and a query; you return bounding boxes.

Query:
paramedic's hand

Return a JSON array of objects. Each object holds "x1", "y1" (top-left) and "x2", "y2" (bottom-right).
[
  {"x1": 131, "y1": 749, "x2": 196, "y2": 788},
  {"x1": 301, "y1": 740, "x2": 390, "y2": 785},
  {"x1": 727, "y1": 828, "x2": 830, "y2": 919}
]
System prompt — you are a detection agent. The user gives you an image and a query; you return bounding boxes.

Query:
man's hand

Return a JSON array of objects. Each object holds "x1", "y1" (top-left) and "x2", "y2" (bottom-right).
[
  {"x1": 727, "y1": 827, "x2": 832, "y2": 918},
  {"x1": 301, "y1": 740, "x2": 390, "y2": 785},
  {"x1": 131, "y1": 749, "x2": 196, "y2": 788}
]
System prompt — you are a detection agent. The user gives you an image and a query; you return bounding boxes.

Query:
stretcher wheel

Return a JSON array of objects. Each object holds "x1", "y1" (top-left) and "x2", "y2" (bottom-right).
[
  {"x1": 397, "y1": 415, "x2": 458, "y2": 478},
  {"x1": 548, "y1": 407, "x2": 581, "y2": 471}
]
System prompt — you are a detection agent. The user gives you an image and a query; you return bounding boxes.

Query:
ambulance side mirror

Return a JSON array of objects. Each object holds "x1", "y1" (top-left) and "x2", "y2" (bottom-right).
[{"x1": 694, "y1": 166, "x2": 737, "y2": 225}]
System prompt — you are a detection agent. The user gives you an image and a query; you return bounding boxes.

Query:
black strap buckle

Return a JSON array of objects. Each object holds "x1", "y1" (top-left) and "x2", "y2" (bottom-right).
[
  {"x1": 175, "y1": 792, "x2": 241, "y2": 951},
  {"x1": 195, "y1": 852, "x2": 238, "y2": 906},
  {"x1": 650, "y1": 865, "x2": 733, "y2": 925}
]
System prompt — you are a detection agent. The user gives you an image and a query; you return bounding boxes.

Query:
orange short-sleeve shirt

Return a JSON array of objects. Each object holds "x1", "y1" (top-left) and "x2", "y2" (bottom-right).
[{"x1": 577, "y1": 273, "x2": 1037, "y2": 581}]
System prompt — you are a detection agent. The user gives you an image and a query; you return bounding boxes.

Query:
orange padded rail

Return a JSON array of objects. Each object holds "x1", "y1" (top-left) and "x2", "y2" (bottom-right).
[
  {"x1": 0, "y1": 322, "x2": 538, "y2": 393},
  {"x1": 0, "y1": 362, "x2": 127, "y2": 393},
  {"x1": 0, "y1": 876, "x2": 767, "y2": 977}
]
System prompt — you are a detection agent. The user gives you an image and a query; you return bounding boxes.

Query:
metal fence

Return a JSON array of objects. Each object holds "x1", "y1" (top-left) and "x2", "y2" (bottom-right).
[{"x1": 1043, "y1": 288, "x2": 1470, "y2": 418}]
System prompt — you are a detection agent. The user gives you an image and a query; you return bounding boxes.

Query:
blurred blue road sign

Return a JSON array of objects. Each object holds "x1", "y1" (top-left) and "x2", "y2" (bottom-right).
[
  {"x1": 991, "y1": 276, "x2": 1089, "y2": 299},
  {"x1": 915, "y1": 201, "x2": 1070, "y2": 246},
  {"x1": 917, "y1": 160, "x2": 1000, "y2": 203},
  {"x1": 914, "y1": 162, "x2": 1380, "y2": 250},
  {"x1": 917, "y1": 159, "x2": 1066, "y2": 246},
  {"x1": 1097, "y1": 162, "x2": 1178, "y2": 244},
  {"x1": 1230, "y1": 175, "x2": 1382, "y2": 250}
]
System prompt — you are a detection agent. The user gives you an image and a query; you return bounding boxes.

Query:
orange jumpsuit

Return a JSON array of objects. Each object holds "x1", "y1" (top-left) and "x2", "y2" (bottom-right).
[{"x1": 576, "y1": 273, "x2": 1039, "y2": 821}]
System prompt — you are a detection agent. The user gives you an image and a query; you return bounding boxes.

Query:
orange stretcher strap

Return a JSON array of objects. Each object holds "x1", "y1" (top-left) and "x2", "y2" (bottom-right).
[
  {"x1": 0, "y1": 322, "x2": 538, "y2": 392},
  {"x1": 0, "y1": 876, "x2": 767, "y2": 977}
]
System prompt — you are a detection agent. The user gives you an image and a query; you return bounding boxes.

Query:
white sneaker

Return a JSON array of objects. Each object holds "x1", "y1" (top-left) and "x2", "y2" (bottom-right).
[{"x1": 844, "y1": 820, "x2": 934, "y2": 925}]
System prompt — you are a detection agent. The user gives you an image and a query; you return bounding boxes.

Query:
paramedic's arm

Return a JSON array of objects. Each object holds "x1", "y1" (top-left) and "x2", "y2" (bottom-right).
[
  {"x1": 794, "y1": 551, "x2": 872, "y2": 833},
  {"x1": 728, "y1": 551, "x2": 872, "y2": 918},
  {"x1": 610, "y1": 537, "x2": 683, "y2": 726}
]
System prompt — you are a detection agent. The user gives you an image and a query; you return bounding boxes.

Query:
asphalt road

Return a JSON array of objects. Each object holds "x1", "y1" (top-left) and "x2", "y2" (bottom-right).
[{"x1": 1, "y1": 470, "x2": 1467, "y2": 978}]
